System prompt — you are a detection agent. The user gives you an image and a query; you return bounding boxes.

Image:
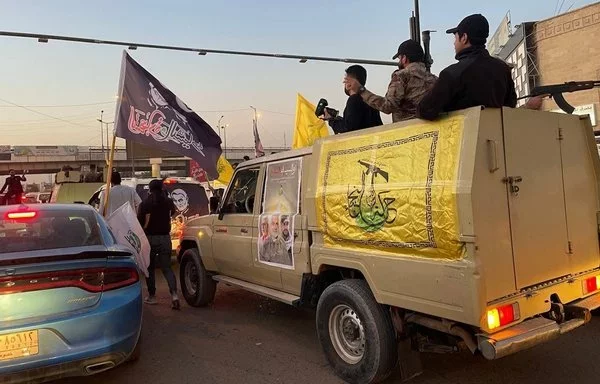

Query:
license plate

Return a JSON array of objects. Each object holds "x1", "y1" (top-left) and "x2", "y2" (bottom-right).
[{"x1": 0, "y1": 330, "x2": 39, "y2": 361}]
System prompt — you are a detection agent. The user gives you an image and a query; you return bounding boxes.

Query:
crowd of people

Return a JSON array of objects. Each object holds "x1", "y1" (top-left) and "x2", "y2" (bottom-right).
[{"x1": 320, "y1": 13, "x2": 543, "y2": 131}]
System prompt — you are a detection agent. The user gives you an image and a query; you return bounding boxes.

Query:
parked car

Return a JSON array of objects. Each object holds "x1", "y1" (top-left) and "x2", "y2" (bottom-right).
[
  {"x1": 177, "y1": 107, "x2": 600, "y2": 383},
  {"x1": 0, "y1": 204, "x2": 143, "y2": 383},
  {"x1": 88, "y1": 177, "x2": 209, "y2": 254},
  {"x1": 23, "y1": 192, "x2": 51, "y2": 204}
]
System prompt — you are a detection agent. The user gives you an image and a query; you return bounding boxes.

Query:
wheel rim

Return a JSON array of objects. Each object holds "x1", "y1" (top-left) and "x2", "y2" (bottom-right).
[
  {"x1": 184, "y1": 261, "x2": 199, "y2": 296},
  {"x1": 328, "y1": 304, "x2": 365, "y2": 365}
]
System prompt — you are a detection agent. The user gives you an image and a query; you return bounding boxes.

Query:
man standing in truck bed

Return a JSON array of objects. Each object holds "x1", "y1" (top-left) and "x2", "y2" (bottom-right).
[
  {"x1": 417, "y1": 14, "x2": 542, "y2": 120},
  {"x1": 346, "y1": 39, "x2": 437, "y2": 122}
]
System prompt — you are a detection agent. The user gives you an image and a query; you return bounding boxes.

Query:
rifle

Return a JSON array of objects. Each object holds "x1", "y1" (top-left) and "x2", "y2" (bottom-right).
[{"x1": 521, "y1": 80, "x2": 600, "y2": 114}]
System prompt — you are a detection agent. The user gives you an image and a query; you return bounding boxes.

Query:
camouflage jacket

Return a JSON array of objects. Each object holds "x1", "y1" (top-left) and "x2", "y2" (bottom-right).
[{"x1": 360, "y1": 62, "x2": 437, "y2": 122}]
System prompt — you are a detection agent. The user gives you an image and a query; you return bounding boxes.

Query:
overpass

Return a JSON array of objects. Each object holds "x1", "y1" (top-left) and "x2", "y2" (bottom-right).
[{"x1": 0, "y1": 145, "x2": 288, "y2": 175}]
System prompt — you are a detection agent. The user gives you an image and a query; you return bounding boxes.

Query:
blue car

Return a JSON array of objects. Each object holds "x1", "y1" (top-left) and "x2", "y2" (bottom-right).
[{"x1": 0, "y1": 204, "x2": 143, "y2": 383}]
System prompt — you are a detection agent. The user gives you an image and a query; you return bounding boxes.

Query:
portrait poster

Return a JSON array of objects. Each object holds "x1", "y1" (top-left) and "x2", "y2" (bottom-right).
[{"x1": 257, "y1": 158, "x2": 302, "y2": 269}]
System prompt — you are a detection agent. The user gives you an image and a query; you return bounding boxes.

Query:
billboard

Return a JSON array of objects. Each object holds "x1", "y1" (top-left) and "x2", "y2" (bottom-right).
[
  {"x1": 0, "y1": 146, "x2": 10, "y2": 161},
  {"x1": 488, "y1": 12, "x2": 512, "y2": 56},
  {"x1": 13, "y1": 146, "x2": 78, "y2": 157}
]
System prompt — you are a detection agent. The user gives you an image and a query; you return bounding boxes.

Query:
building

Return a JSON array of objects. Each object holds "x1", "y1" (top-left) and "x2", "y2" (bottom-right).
[
  {"x1": 532, "y1": 2, "x2": 600, "y2": 128},
  {"x1": 495, "y1": 3, "x2": 600, "y2": 128},
  {"x1": 497, "y1": 22, "x2": 537, "y2": 108}
]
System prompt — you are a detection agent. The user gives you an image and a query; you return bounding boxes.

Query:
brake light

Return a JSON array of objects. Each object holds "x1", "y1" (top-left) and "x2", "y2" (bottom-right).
[
  {"x1": 487, "y1": 303, "x2": 520, "y2": 330},
  {"x1": 0, "y1": 267, "x2": 139, "y2": 295},
  {"x1": 163, "y1": 178, "x2": 177, "y2": 184},
  {"x1": 7, "y1": 211, "x2": 37, "y2": 219},
  {"x1": 583, "y1": 275, "x2": 600, "y2": 294}
]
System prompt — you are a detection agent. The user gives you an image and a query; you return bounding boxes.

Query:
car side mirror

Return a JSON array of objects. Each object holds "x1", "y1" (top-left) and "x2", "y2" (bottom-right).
[{"x1": 209, "y1": 196, "x2": 220, "y2": 214}]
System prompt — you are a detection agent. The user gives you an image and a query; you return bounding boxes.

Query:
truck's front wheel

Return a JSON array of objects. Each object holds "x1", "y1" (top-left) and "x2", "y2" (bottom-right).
[
  {"x1": 316, "y1": 279, "x2": 397, "y2": 384},
  {"x1": 180, "y1": 248, "x2": 216, "y2": 307}
]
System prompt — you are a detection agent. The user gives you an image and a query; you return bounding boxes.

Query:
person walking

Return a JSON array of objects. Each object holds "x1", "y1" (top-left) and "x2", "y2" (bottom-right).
[
  {"x1": 98, "y1": 171, "x2": 141, "y2": 217},
  {"x1": 138, "y1": 179, "x2": 180, "y2": 310}
]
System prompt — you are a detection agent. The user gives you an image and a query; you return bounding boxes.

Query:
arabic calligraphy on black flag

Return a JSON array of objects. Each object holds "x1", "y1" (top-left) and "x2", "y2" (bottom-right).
[{"x1": 114, "y1": 51, "x2": 222, "y2": 178}]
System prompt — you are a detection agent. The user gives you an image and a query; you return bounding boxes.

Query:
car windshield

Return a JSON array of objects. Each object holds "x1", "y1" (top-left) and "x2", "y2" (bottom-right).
[{"x1": 0, "y1": 208, "x2": 103, "y2": 253}]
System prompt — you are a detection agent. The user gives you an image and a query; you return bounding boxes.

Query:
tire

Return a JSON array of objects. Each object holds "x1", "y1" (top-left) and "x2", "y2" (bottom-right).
[
  {"x1": 316, "y1": 279, "x2": 397, "y2": 384},
  {"x1": 180, "y1": 248, "x2": 217, "y2": 307}
]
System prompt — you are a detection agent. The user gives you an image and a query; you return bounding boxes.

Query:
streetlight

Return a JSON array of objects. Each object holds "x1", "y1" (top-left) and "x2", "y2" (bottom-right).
[
  {"x1": 97, "y1": 111, "x2": 105, "y2": 158},
  {"x1": 221, "y1": 124, "x2": 229, "y2": 159}
]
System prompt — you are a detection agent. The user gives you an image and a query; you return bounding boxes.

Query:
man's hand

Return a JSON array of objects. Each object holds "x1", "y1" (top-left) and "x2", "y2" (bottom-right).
[
  {"x1": 319, "y1": 108, "x2": 333, "y2": 121},
  {"x1": 344, "y1": 76, "x2": 362, "y2": 94},
  {"x1": 524, "y1": 96, "x2": 543, "y2": 110}
]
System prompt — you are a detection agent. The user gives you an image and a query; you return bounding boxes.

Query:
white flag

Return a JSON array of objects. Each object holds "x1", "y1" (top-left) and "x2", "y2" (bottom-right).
[{"x1": 106, "y1": 202, "x2": 150, "y2": 278}]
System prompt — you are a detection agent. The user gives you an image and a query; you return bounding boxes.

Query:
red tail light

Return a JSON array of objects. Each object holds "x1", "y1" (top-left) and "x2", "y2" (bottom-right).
[
  {"x1": 7, "y1": 211, "x2": 37, "y2": 220},
  {"x1": 583, "y1": 275, "x2": 600, "y2": 294},
  {"x1": 163, "y1": 178, "x2": 177, "y2": 184},
  {"x1": 0, "y1": 267, "x2": 139, "y2": 295}
]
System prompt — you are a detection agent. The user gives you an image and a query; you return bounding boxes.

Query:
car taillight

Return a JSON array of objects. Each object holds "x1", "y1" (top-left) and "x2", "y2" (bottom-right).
[
  {"x1": 0, "y1": 267, "x2": 139, "y2": 295},
  {"x1": 7, "y1": 211, "x2": 37, "y2": 219},
  {"x1": 487, "y1": 303, "x2": 520, "y2": 330},
  {"x1": 163, "y1": 178, "x2": 177, "y2": 184},
  {"x1": 583, "y1": 275, "x2": 600, "y2": 294}
]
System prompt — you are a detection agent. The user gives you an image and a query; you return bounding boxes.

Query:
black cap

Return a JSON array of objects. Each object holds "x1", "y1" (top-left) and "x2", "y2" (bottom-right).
[
  {"x1": 392, "y1": 39, "x2": 425, "y2": 61},
  {"x1": 446, "y1": 14, "x2": 489, "y2": 42}
]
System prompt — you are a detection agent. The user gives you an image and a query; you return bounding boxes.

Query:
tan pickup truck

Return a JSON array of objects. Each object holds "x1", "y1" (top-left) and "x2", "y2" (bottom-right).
[{"x1": 177, "y1": 107, "x2": 600, "y2": 384}]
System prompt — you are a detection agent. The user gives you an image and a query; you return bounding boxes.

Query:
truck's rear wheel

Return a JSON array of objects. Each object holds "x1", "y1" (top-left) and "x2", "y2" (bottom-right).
[
  {"x1": 316, "y1": 279, "x2": 397, "y2": 384},
  {"x1": 180, "y1": 248, "x2": 216, "y2": 307}
]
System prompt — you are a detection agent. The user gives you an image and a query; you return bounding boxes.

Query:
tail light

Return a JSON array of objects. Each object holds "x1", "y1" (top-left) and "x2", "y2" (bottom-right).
[
  {"x1": 487, "y1": 302, "x2": 520, "y2": 330},
  {"x1": 7, "y1": 211, "x2": 37, "y2": 220},
  {"x1": 583, "y1": 275, "x2": 600, "y2": 294},
  {"x1": 0, "y1": 267, "x2": 139, "y2": 295}
]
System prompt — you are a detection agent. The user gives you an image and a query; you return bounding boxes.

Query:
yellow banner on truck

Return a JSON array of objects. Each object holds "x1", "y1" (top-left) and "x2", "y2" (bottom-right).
[{"x1": 315, "y1": 115, "x2": 465, "y2": 260}]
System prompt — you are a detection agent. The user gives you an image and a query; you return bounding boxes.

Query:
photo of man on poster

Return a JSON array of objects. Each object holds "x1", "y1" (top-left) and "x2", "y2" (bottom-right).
[{"x1": 258, "y1": 214, "x2": 292, "y2": 267}]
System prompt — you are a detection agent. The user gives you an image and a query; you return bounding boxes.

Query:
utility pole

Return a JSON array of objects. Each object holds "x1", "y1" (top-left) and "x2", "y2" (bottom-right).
[{"x1": 99, "y1": 110, "x2": 104, "y2": 158}]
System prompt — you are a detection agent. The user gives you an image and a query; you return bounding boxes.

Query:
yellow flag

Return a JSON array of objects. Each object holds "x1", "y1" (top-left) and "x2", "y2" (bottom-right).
[
  {"x1": 216, "y1": 155, "x2": 234, "y2": 185},
  {"x1": 292, "y1": 93, "x2": 329, "y2": 149},
  {"x1": 315, "y1": 115, "x2": 465, "y2": 260}
]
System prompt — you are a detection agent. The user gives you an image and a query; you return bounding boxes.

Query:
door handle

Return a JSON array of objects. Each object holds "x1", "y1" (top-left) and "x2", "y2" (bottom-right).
[
  {"x1": 503, "y1": 176, "x2": 523, "y2": 196},
  {"x1": 487, "y1": 139, "x2": 499, "y2": 173},
  {"x1": 241, "y1": 228, "x2": 249, "y2": 234}
]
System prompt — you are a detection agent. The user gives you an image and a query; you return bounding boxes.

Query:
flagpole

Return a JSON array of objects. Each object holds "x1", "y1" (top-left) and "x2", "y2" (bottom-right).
[{"x1": 102, "y1": 133, "x2": 117, "y2": 217}]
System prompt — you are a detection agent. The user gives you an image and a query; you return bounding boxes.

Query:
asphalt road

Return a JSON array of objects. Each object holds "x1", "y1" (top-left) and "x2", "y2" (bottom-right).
[{"x1": 56, "y1": 266, "x2": 600, "y2": 384}]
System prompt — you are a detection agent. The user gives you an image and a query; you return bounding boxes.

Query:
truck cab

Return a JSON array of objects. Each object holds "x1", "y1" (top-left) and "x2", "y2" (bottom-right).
[{"x1": 177, "y1": 107, "x2": 600, "y2": 384}]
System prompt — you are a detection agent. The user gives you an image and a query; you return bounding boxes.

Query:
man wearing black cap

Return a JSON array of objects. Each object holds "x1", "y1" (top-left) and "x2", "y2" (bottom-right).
[
  {"x1": 321, "y1": 65, "x2": 383, "y2": 133},
  {"x1": 346, "y1": 39, "x2": 437, "y2": 122},
  {"x1": 417, "y1": 14, "x2": 523, "y2": 120}
]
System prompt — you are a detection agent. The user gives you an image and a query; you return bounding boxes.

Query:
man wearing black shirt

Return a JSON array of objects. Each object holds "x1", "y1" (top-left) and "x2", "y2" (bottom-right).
[
  {"x1": 322, "y1": 65, "x2": 383, "y2": 134},
  {"x1": 138, "y1": 179, "x2": 180, "y2": 310},
  {"x1": 1, "y1": 169, "x2": 26, "y2": 205}
]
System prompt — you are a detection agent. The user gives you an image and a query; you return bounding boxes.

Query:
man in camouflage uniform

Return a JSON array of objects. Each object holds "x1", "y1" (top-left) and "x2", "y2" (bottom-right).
[{"x1": 346, "y1": 39, "x2": 437, "y2": 122}]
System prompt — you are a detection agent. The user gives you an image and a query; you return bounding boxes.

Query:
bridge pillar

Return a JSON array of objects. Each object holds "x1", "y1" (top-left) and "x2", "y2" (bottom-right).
[{"x1": 149, "y1": 158, "x2": 162, "y2": 178}]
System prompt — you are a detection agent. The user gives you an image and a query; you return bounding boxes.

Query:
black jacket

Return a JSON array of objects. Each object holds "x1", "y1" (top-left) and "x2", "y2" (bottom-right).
[
  {"x1": 329, "y1": 94, "x2": 383, "y2": 134},
  {"x1": 417, "y1": 46, "x2": 517, "y2": 120}
]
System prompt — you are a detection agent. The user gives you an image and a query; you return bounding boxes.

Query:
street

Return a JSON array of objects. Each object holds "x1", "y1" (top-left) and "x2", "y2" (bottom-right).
[{"x1": 56, "y1": 266, "x2": 600, "y2": 384}]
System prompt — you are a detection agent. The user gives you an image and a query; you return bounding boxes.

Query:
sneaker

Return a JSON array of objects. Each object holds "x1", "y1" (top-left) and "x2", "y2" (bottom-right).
[
  {"x1": 144, "y1": 296, "x2": 157, "y2": 305},
  {"x1": 171, "y1": 294, "x2": 180, "y2": 310}
]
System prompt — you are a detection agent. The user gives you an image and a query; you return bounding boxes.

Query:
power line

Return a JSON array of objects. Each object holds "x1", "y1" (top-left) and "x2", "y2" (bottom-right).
[
  {"x1": 0, "y1": 97, "x2": 100, "y2": 129},
  {"x1": 0, "y1": 31, "x2": 398, "y2": 67},
  {"x1": 0, "y1": 101, "x2": 114, "y2": 108},
  {"x1": 557, "y1": 0, "x2": 567, "y2": 14}
]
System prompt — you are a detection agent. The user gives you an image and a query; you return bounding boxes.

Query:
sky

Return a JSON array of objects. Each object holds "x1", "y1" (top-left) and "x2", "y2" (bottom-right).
[{"x1": 0, "y1": 0, "x2": 593, "y2": 150}]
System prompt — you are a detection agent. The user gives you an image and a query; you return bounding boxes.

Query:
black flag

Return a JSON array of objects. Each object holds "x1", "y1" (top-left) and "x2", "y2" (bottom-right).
[{"x1": 114, "y1": 51, "x2": 222, "y2": 178}]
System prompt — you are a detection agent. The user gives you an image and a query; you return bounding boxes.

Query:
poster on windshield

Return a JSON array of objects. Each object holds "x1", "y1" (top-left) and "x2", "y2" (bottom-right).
[{"x1": 258, "y1": 158, "x2": 302, "y2": 269}]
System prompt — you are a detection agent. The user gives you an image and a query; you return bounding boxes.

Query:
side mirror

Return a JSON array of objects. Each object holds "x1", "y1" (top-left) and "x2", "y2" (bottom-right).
[{"x1": 209, "y1": 196, "x2": 220, "y2": 214}]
